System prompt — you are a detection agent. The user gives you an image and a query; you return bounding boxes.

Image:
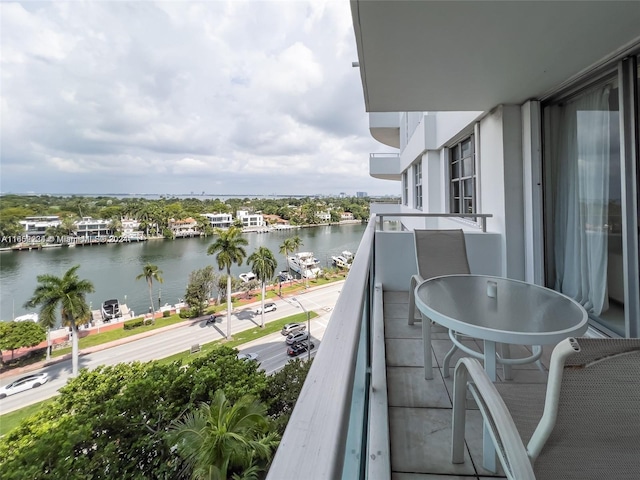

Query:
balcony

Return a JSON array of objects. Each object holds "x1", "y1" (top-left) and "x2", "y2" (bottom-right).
[
  {"x1": 269, "y1": 214, "x2": 549, "y2": 479},
  {"x1": 370, "y1": 153, "x2": 401, "y2": 181},
  {"x1": 369, "y1": 112, "x2": 400, "y2": 148}
]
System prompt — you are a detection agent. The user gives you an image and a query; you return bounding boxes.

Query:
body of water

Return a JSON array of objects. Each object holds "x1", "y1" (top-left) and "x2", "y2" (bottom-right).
[{"x1": 0, "y1": 224, "x2": 366, "y2": 321}]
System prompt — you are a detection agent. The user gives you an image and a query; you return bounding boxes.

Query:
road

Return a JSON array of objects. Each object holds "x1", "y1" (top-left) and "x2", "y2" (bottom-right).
[{"x1": 0, "y1": 283, "x2": 342, "y2": 415}]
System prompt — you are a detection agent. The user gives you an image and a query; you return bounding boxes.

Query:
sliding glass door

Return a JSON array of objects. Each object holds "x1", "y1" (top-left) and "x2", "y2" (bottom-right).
[{"x1": 544, "y1": 59, "x2": 640, "y2": 337}]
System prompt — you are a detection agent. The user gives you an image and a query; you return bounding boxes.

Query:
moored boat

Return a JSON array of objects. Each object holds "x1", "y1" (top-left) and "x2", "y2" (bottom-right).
[
  {"x1": 331, "y1": 251, "x2": 354, "y2": 270},
  {"x1": 101, "y1": 299, "x2": 121, "y2": 322},
  {"x1": 288, "y1": 252, "x2": 321, "y2": 279}
]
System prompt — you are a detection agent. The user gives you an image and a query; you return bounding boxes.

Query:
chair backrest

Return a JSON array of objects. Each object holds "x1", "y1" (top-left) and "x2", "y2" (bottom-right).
[
  {"x1": 414, "y1": 229, "x2": 470, "y2": 280},
  {"x1": 534, "y1": 338, "x2": 640, "y2": 479}
]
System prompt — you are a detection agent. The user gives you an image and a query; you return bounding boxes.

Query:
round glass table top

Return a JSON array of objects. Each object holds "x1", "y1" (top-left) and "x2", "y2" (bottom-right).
[{"x1": 415, "y1": 274, "x2": 588, "y2": 344}]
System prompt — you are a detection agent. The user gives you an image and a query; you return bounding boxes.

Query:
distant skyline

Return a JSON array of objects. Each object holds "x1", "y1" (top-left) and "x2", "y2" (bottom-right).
[{"x1": 0, "y1": 1, "x2": 396, "y2": 197}]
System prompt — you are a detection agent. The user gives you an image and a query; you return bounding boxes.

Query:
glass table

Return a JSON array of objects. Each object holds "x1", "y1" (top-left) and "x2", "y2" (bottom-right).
[{"x1": 415, "y1": 274, "x2": 589, "y2": 472}]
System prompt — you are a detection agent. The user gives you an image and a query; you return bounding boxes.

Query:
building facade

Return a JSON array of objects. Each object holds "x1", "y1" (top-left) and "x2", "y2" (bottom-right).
[
  {"x1": 201, "y1": 213, "x2": 233, "y2": 229},
  {"x1": 358, "y1": 2, "x2": 640, "y2": 339}
]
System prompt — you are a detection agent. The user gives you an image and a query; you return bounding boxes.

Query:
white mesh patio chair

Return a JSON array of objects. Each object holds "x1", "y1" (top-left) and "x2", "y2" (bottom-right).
[
  {"x1": 408, "y1": 229, "x2": 471, "y2": 377},
  {"x1": 408, "y1": 229, "x2": 471, "y2": 325},
  {"x1": 451, "y1": 337, "x2": 640, "y2": 479}
]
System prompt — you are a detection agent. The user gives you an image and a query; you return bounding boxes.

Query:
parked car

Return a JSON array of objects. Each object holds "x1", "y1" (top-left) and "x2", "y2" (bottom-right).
[
  {"x1": 237, "y1": 352, "x2": 259, "y2": 362},
  {"x1": 256, "y1": 302, "x2": 277, "y2": 314},
  {"x1": 281, "y1": 322, "x2": 306, "y2": 336},
  {"x1": 287, "y1": 341, "x2": 315, "y2": 357},
  {"x1": 286, "y1": 330, "x2": 309, "y2": 345},
  {"x1": 0, "y1": 372, "x2": 49, "y2": 399}
]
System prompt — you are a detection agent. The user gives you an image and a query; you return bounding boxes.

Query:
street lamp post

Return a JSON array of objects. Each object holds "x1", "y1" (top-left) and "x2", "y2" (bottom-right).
[{"x1": 291, "y1": 297, "x2": 311, "y2": 361}]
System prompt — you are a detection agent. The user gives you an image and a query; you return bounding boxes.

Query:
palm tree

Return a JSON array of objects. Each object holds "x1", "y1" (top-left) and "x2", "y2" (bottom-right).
[
  {"x1": 136, "y1": 263, "x2": 163, "y2": 322},
  {"x1": 168, "y1": 390, "x2": 279, "y2": 480},
  {"x1": 207, "y1": 227, "x2": 248, "y2": 339},
  {"x1": 290, "y1": 235, "x2": 304, "y2": 283},
  {"x1": 247, "y1": 247, "x2": 277, "y2": 328},
  {"x1": 24, "y1": 265, "x2": 94, "y2": 376},
  {"x1": 278, "y1": 238, "x2": 295, "y2": 277}
]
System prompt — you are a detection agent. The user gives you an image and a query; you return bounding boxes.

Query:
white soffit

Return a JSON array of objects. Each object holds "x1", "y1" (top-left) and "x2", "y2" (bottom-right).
[{"x1": 351, "y1": 0, "x2": 640, "y2": 112}]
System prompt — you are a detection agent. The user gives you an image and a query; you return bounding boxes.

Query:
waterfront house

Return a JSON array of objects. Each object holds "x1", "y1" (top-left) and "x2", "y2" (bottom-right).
[
  {"x1": 74, "y1": 217, "x2": 111, "y2": 239},
  {"x1": 267, "y1": 2, "x2": 640, "y2": 479},
  {"x1": 236, "y1": 210, "x2": 264, "y2": 228},
  {"x1": 19, "y1": 216, "x2": 61, "y2": 238},
  {"x1": 120, "y1": 217, "x2": 145, "y2": 240},
  {"x1": 201, "y1": 212, "x2": 233, "y2": 229},
  {"x1": 168, "y1": 217, "x2": 199, "y2": 238},
  {"x1": 316, "y1": 211, "x2": 331, "y2": 223}
]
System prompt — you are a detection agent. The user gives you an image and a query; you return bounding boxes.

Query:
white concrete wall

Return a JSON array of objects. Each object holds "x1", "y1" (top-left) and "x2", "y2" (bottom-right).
[
  {"x1": 477, "y1": 105, "x2": 525, "y2": 280},
  {"x1": 374, "y1": 230, "x2": 502, "y2": 291}
]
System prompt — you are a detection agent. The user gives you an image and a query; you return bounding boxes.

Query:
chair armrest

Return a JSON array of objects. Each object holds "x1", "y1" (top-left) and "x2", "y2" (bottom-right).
[{"x1": 452, "y1": 358, "x2": 535, "y2": 480}]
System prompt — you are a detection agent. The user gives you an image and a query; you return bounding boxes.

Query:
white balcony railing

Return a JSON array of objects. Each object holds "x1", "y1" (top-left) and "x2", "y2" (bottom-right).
[{"x1": 267, "y1": 213, "x2": 497, "y2": 479}]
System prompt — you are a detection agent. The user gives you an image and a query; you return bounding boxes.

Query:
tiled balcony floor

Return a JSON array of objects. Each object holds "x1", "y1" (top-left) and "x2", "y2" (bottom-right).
[{"x1": 384, "y1": 291, "x2": 553, "y2": 480}]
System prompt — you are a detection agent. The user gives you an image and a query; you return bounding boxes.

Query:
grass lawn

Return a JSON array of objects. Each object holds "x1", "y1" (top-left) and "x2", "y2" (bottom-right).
[{"x1": 0, "y1": 399, "x2": 52, "y2": 437}]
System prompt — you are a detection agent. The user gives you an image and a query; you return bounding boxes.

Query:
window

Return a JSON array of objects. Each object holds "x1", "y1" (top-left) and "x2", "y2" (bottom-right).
[
  {"x1": 402, "y1": 171, "x2": 408, "y2": 206},
  {"x1": 450, "y1": 135, "x2": 475, "y2": 214},
  {"x1": 413, "y1": 162, "x2": 422, "y2": 209}
]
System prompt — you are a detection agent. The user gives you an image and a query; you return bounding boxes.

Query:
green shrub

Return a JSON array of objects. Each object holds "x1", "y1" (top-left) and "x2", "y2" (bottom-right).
[
  {"x1": 123, "y1": 318, "x2": 144, "y2": 330},
  {"x1": 162, "y1": 310, "x2": 171, "y2": 318}
]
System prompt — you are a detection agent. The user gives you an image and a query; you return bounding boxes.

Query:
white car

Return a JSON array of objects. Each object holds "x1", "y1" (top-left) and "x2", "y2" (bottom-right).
[
  {"x1": 237, "y1": 352, "x2": 259, "y2": 362},
  {"x1": 281, "y1": 322, "x2": 306, "y2": 336},
  {"x1": 286, "y1": 330, "x2": 310, "y2": 345},
  {"x1": 256, "y1": 302, "x2": 277, "y2": 314},
  {"x1": 0, "y1": 372, "x2": 49, "y2": 399}
]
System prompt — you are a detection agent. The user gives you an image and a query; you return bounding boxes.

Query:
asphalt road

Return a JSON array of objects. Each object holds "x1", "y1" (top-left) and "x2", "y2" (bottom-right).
[{"x1": 0, "y1": 283, "x2": 342, "y2": 415}]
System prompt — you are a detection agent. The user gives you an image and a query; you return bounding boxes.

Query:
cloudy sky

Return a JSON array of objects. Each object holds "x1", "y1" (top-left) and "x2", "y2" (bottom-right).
[{"x1": 1, "y1": 0, "x2": 395, "y2": 197}]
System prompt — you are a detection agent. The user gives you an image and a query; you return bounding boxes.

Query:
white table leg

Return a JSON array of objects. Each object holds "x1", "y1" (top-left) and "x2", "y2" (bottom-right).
[
  {"x1": 500, "y1": 343, "x2": 512, "y2": 380},
  {"x1": 483, "y1": 340, "x2": 497, "y2": 472},
  {"x1": 421, "y1": 312, "x2": 433, "y2": 380}
]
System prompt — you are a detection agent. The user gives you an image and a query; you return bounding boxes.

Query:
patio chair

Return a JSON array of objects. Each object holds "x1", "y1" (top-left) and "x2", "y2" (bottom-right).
[
  {"x1": 407, "y1": 229, "x2": 470, "y2": 326},
  {"x1": 451, "y1": 337, "x2": 640, "y2": 480}
]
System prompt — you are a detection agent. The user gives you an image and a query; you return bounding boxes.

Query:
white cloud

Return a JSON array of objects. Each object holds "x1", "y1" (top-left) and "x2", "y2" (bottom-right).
[{"x1": 0, "y1": 0, "x2": 396, "y2": 196}]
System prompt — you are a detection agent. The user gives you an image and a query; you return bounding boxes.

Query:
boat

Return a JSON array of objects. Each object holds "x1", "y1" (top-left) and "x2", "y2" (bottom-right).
[
  {"x1": 239, "y1": 272, "x2": 257, "y2": 283},
  {"x1": 14, "y1": 313, "x2": 39, "y2": 322},
  {"x1": 331, "y1": 250, "x2": 354, "y2": 269},
  {"x1": 101, "y1": 299, "x2": 122, "y2": 322},
  {"x1": 288, "y1": 252, "x2": 322, "y2": 279},
  {"x1": 278, "y1": 271, "x2": 294, "y2": 281}
]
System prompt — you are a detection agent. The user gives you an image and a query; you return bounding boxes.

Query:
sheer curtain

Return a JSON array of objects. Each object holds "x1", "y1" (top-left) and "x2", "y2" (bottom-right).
[{"x1": 551, "y1": 85, "x2": 611, "y2": 315}]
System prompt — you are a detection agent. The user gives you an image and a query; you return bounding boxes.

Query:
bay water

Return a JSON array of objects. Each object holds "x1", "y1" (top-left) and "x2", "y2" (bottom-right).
[{"x1": 0, "y1": 224, "x2": 366, "y2": 321}]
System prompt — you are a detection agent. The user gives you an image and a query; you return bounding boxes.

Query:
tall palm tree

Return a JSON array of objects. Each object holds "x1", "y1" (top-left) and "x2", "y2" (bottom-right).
[
  {"x1": 247, "y1": 247, "x2": 277, "y2": 328},
  {"x1": 168, "y1": 390, "x2": 279, "y2": 480},
  {"x1": 290, "y1": 235, "x2": 304, "y2": 283},
  {"x1": 278, "y1": 238, "x2": 295, "y2": 277},
  {"x1": 207, "y1": 227, "x2": 247, "y2": 339},
  {"x1": 136, "y1": 263, "x2": 163, "y2": 322},
  {"x1": 24, "y1": 265, "x2": 94, "y2": 376}
]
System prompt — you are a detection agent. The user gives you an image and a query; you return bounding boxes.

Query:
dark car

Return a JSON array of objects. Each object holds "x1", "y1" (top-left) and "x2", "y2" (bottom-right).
[{"x1": 287, "y1": 341, "x2": 315, "y2": 357}]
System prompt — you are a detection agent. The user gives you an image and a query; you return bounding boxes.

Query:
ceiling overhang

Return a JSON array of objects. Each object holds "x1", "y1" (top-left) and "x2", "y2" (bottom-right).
[{"x1": 351, "y1": 1, "x2": 640, "y2": 112}]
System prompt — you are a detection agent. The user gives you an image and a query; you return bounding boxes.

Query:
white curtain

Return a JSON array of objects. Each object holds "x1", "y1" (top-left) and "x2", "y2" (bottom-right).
[{"x1": 551, "y1": 86, "x2": 611, "y2": 315}]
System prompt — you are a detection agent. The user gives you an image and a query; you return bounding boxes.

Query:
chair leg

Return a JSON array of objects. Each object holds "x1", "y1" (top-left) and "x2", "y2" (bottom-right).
[
  {"x1": 408, "y1": 275, "x2": 419, "y2": 325},
  {"x1": 451, "y1": 364, "x2": 468, "y2": 464},
  {"x1": 422, "y1": 313, "x2": 433, "y2": 380},
  {"x1": 442, "y1": 338, "x2": 459, "y2": 378}
]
